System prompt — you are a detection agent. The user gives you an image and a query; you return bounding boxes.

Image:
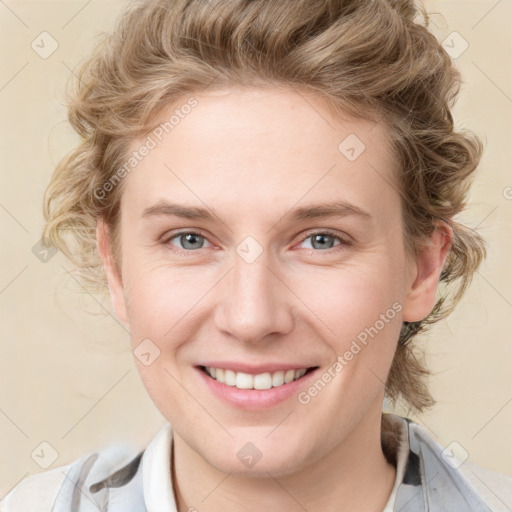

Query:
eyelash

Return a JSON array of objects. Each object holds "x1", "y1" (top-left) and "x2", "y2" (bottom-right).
[{"x1": 161, "y1": 229, "x2": 352, "y2": 257}]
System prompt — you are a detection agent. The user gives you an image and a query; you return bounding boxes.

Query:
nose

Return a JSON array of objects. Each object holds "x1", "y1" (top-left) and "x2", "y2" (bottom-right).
[{"x1": 213, "y1": 245, "x2": 295, "y2": 345}]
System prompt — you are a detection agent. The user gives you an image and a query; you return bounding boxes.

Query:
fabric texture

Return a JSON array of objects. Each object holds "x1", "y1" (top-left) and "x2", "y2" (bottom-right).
[{"x1": 1, "y1": 414, "x2": 510, "y2": 511}]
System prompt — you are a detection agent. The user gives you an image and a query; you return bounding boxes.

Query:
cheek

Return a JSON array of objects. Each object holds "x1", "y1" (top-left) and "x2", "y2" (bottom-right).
[
  {"x1": 294, "y1": 260, "x2": 405, "y2": 395},
  {"x1": 298, "y1": 262, "x2": 403, "y2": 336},
  {"x1": 292, "y1": 267, "x2": 403, "y2": 412},
  {"x1": 121, "y1": 239, "x2": 406, "y2": 360},
  {"x1": 121, "y1": 252, "x2": 198, "y2": 337}
]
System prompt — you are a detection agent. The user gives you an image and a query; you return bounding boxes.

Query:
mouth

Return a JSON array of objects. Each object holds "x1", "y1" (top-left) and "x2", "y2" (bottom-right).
[{"x1": 198, "y1": 365, "x2": 319, "y2": 390}]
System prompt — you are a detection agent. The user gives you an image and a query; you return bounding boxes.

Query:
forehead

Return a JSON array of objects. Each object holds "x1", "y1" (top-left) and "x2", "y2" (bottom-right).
[{"x1": 120, "y1": 86, "x2": 401, "y2": 225}]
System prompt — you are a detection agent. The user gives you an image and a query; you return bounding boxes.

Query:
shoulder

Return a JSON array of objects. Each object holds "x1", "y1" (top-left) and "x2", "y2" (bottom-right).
[
  {"x1": 459, "y1": 460, "x2": 512, "y2": 511},
  {"x1": 0, "y1": 442, "x2": 143, "y2": 512},
  {"x1": 0, "y1": 463, "x2": 72, "y2": 512},
  {"x1": 401, "y1": 416, "x2": 512, "y2": 511}
]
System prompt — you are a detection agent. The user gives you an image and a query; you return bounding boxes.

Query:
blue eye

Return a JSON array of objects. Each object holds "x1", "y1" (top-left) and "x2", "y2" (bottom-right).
[
  {"x1": 166, "y1": 232, "x2": 211, "y2": 252},
  {"x1": 298, "y1": 231, "x2": 350, "y2": 253},
  {"x1": 162, "y1": 229, "x2": 351, "y2": 256}
]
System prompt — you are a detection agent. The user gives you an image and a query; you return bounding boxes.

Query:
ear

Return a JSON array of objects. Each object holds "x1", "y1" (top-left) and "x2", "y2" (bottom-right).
[
  {"x1": 402, "y1": 221, "x2": 453, "y2": 322},
  {"x1": 96, "y1": 218, "x2": 129, "y2": 324}
]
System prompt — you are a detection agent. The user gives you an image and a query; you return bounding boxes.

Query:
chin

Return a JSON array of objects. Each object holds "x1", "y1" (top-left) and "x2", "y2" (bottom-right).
[
  {"x1": 197, "y1": 433, "x2": 313, "y2": 478},
  {"x1": 213, "y1": 451, "x2": 306, "y2": 478}
]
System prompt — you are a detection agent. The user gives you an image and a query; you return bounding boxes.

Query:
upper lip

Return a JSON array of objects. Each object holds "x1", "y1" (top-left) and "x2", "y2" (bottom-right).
[{"x1": 197, "y1": 362, "x2": 319, "y2": 374}]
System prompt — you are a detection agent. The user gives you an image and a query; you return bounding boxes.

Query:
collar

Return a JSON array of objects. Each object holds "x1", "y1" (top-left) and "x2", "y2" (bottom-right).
[
  {"x1": 392, "y1": 417, "x2": 491, "y2": 511},
  {"x1": 141, "y1": 422, "x2": 177, "y2": 511},
  {"x1": 51, "y1": 422, "x2": 176, "y2": 512},
  {"x1": 52, "y1": 415, "x2": 492, "y2": 511}
]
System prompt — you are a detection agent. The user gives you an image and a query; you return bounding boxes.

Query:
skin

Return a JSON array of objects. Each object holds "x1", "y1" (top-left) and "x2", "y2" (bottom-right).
[{"x1": 97, "y1": 86, "x2": 452, "y2": 511}]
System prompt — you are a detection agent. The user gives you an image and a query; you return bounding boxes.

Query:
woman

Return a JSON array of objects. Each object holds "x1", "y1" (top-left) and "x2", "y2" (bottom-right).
[{"x1": 1, "y1": 0, "x2": 510, "y2": 510}]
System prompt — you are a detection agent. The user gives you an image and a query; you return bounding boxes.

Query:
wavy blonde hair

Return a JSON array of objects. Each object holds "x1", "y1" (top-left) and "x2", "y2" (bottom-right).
[{"x1": 42, "y1": 0, "x2": 486, "y2": 411}]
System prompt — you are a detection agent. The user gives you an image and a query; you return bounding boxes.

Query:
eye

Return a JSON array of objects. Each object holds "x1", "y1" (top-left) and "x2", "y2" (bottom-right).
[
  {"x1": 164, "y1": 231, "x2": 212, "y2": 253},
  {"x1": 161, "y1": 229, "x2": 351, "y2": 256},
  {"x1": 297, "y1": 231, "x2": 351, "y2": 252}
]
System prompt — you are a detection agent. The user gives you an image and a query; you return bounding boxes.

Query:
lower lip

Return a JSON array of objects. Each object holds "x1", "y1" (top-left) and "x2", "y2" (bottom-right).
[{"x1": 195, "y1": 367, "x2": 319, "y2": 410}]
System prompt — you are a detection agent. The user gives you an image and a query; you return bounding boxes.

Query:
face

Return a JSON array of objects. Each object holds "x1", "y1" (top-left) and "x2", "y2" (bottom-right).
[{"x1": 98, "y1": 86, "x2": 448, "y2": 477}]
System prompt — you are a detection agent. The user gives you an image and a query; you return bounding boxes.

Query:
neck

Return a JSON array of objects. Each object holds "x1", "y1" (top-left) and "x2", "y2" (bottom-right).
[{"x1": 171, "y1": 408, "x2": 397, "y2": 512}]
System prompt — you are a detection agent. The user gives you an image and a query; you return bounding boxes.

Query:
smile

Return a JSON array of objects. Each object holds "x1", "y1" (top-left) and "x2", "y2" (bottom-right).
[{"x1": 201, "y1": 366, "x2": 314, "y2": 390}]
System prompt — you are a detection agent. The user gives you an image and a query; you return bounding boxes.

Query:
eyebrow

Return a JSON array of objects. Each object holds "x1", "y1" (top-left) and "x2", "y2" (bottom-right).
[{"x1": 141, "y1": 200, "x2": 372, "y2": 223}]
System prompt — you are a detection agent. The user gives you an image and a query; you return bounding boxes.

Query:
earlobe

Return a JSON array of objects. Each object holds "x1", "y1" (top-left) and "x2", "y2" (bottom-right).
[
  {"x1": 402, "y1": 222, "x2": 453, "y2": 323},
  {"x1": 96, "y1": 218, "x2": 129, "y2": 324}
]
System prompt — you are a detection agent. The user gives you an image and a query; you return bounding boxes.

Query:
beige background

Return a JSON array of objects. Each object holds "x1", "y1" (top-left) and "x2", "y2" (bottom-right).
[{"x1": 1, "y1": 0, "x2": 511, "y2": 498}]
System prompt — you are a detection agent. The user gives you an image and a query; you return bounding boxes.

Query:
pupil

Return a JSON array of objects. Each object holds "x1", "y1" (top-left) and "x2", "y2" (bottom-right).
[
  {"x1": 313, "y1": 234, "x2": 332, "y2": 250},
  {"x1": 183, "y1": 233, "x2": 202, "y2": 249}
]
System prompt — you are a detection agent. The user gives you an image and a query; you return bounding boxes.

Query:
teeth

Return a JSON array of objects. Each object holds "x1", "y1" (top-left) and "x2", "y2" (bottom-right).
[
  {"x1": 272, "y1": 371, "x2": 285, "y2": 387},
  {"x1": 225, "y1": 369, "x2": 236, "y2": 386},
  {"x1": 284, "y1": 369, "x2": 295, "y2": 383},
  {"x1": 204, "y1": 366, "x2": 309, "y2": 389}
]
